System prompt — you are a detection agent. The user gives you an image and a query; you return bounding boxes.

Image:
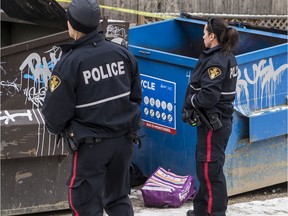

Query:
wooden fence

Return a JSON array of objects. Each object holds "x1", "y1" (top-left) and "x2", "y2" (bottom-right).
[{"x1": 58, "y1": 0, "x2": 288, "y2": 29}]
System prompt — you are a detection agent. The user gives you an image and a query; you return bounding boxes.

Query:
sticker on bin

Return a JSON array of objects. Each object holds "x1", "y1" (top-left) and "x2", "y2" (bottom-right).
[{"x1": 140, "y1": 74, "x2": 176, "y2": 135}]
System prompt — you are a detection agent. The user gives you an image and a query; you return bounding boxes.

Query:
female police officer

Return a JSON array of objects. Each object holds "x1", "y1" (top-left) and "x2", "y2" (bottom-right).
[
  {"x1": 42, "y1": 0, "x2": 142, "y2": 215},
  {"x1": 183, "y1": 18, "x2": 239, "y2": 216}
]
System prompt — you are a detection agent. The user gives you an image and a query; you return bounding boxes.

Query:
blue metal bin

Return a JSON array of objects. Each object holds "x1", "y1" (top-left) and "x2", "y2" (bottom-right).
[{"x1": 128, "y1": 16, "x2": 288, "y2": 195}]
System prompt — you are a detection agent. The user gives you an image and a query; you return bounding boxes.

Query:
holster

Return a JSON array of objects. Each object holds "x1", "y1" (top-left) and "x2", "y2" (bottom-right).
[
  {"x1": 192, "y1": 108, "x2": 213, "y2": 130},
  {"x1": 208, "y1": 113, "x2": 223, "y2": 130},
  {"x1": 62, "y1": 127, "x2": 79, "y2": 153},
  {"x1": 184, "y1": 108, "x2": 223, "y2": 131}
]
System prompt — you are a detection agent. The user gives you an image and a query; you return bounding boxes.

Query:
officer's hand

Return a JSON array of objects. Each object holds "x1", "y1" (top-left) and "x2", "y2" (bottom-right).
[
  {"x1": 182, "y1": 110, "x2": 188, "y2": 123},
  {"x1": 184, "y1": 94, "x2": 193, "y2": 110},
  {"x1": 182, "y1": 109, "x2": 192, "y2": 123},
  {"x1": 182, "y1": 109, "x2": 198, "y2": 127}
]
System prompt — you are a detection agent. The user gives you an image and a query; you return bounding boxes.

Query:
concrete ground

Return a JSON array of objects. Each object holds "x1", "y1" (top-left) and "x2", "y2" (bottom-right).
[
  {"x1": 32, "y1": 183, "x2": 288, "y2": 216},
  {"x1": 130, "y1": 188, "x2": 288, "y2": 216}
]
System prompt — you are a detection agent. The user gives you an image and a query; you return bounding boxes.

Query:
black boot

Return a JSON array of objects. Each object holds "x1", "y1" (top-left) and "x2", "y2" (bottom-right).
[{"x1": 186, "y1": 210, "x2": 196, "y2": 216}]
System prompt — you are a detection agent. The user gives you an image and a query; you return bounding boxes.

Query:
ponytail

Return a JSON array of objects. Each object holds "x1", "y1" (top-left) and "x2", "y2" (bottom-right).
[
  {"x1": 222, "y1": 27, "x2": 239, "y2": 54},
  {"x1": 207, "y1": 18, "x2": 239, "y2": 54}
]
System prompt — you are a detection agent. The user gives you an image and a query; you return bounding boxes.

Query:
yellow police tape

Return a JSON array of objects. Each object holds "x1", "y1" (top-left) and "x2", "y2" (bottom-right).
[
  {"x1": 55, "y1": 0, "x2": 176, "y2": 20},
  {"x1": 99, "y1": 5, "x2": 176, "y2": 20}
]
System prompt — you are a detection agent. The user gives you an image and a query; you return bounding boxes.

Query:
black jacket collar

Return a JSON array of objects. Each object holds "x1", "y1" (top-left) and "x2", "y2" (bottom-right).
[
  {"x1": 203, "y1": 45, "x2": 221, "y2": 55},
  {"x1": 60, "y1": 30, "x2": 105, "y2": 53}
]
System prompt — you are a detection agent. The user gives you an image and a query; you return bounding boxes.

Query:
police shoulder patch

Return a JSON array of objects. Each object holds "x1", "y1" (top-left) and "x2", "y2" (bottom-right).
[
  {"x1": 49, "y1": 75, "x2": 61, "y2": 92},
  {"x1": 208, "y1": 67, "x2": 222, "y2": 80}
]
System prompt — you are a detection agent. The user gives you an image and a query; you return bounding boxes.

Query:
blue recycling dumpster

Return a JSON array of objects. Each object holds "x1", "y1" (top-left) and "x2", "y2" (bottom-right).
[{"x1": 129, "y1": 16, "x2": 288, "y2": 195}]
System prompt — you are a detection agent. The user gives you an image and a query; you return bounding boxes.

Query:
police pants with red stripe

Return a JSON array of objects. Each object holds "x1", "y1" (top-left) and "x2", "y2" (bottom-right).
[
  {"x1": 193, "y1": 120, "x2": 232, "y2": 216},
  {"x1": 67, "y1": 135, "x2": 134, "y2": 216}
]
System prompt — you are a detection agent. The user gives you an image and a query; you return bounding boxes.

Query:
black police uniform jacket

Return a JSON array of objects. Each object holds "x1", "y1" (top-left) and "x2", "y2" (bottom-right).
[
  {"x1": 183, "y1": 45, "x2": 238, "y2": 119},
  {"x1": 42, "y1": 31, "x2": 142, "y2": 141}
]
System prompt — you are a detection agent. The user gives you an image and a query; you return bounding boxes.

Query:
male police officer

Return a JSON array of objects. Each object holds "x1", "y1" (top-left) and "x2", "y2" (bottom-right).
[{"x1": 42, "y1": 0, "x2": 142, "y2": 215}]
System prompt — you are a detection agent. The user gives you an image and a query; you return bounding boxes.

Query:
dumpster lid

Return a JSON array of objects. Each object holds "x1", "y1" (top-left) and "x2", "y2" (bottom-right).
[{"x1": 1, "y1": 0, "x2": 67, "y2": 30}]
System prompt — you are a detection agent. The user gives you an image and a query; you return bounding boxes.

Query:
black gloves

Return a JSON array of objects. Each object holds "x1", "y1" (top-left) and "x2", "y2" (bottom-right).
[{"x1": 182, "y1": 108, "x2": 202, "y2": 127}]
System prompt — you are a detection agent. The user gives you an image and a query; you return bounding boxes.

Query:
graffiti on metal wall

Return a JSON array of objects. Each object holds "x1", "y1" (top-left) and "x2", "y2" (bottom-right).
[
  {"x1": 23, "y1": 87, "x2": 47, "y2": 107},
  {"x1": 1, "y1": 46, "x2": 64, "y2": 157},
  {"x1": 0, "y1": 78, "x2": 21, "y2": 96},
  {"x1": 105, "y1": 24, "x2": 128, "y2": 47},
  {"x1": 235, "y1": 57, "x2": 288, "y2": 115},
  {"x1": 0, "y1": 62, "x2": 22, "y2": 96},
  {"x1": 0, "y1": 109, "x2": 64, "y2": 156},
  {"x1": 0, "y1": 110, "x2": 33, "y2": 125},
  {"x1": 0, "y1": 46, "x2": 62, "y2": 104},
  {"x1": 19, "y1": 46, "x2": 62, "y2": 107}
]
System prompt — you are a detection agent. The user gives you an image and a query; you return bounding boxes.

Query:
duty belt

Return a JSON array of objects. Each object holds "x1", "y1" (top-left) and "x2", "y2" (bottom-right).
[{"x1": 84, "y1": 137, "x2": 102, "y2": 144}]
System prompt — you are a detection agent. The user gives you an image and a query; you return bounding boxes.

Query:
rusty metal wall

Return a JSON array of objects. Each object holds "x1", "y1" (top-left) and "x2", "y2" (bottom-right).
[{"x1": 1, "y1": 30, "x2": 71, "y2": 215}]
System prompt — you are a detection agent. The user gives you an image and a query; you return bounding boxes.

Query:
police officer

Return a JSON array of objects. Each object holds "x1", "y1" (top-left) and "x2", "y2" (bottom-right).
[
  {"x1": 42, "y1": 0, "x2": 142, "y2": 215},
  {"x1": 183, "y1": 18, "x2": 239, "y2": 216}
]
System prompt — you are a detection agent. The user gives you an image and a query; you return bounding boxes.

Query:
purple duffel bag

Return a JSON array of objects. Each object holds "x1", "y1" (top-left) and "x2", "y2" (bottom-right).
[{"x1": 141, "y1": 167, "x2": 196, "y2": 208}]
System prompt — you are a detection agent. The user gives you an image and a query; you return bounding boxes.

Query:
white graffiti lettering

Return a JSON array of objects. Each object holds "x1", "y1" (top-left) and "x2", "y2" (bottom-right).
[
  {"x1": 0, "y1": 62, "x2": 21, "y2": 96},
  {"x1": 23, "y1": 87, "x2": 46, "y2": 107},
  {"x1": 106, "y1": 24, "x2": 128, "y2": 47},
  {"x1": 18, "y1": 47, "x2": 62, "y2": 107},
  {"x1": 19, "y1": 53, "x2": 51, "y2": 88},
  {"x1": 235, "y1": 57, "x2": 288, "y2": 114},
  {"x1": 0, "y1": 110, "x2": 33, "y2": 125},
  {"x1": 106, "y1": 24, "x2": 127, "y2": 39},
  {"x1": 44, "y1": 46, "x2": 62, "y2": 67},
  {"x1": 0, "y1": 79, "x2": 21, "y2": 96}
]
